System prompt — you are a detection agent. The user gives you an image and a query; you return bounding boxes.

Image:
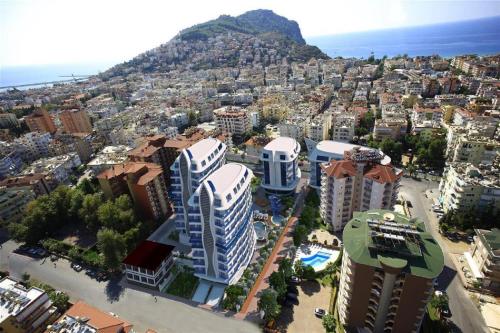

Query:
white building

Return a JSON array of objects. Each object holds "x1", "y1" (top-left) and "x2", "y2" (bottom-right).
[
  {"x1": 320, "y1": 148, "x2": 402, "y2": 232},
  {"x1": 332, "y1": 113, "x2": 356, "y2": 142},
  {"x1": 261, "y1": 137, "x2": 301, "y2": 194},
  {"x1": 214, "y1": 106, "x2": 251, "y2": 136},
  {"x1": 170, "y1": 138, "x2": 227, "y2": 243},
  {"x1": 188, "y1": 163, "x2": 256, "y2": 284},
  {"x1": 87, "y1": 145, "x2": 132, "y2": 174},
  {"x1": 308, "y1": 113, "x2": 332, "y2": 142},
  {"x1": 308, "y1": 140, "x2": 391, "y2": 189},
  {"x1": 22, "y1": 153, "x2": 81, "y2": 185}
]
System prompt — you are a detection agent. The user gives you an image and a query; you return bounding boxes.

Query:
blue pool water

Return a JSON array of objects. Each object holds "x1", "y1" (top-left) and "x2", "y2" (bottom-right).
[
  {"x1": 300, "y1": 251, "x2": 332, "y2": 269},
  {"x1": 253, "y1": 221, "x2": 267, "y2": 240}
]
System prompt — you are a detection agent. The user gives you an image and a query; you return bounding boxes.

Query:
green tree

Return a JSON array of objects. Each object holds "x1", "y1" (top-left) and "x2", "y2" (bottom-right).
[
  {"x1": 79, "y1": 193, "x2": 102, "y2": 231},
  {"x1": 379, "y1": 138, "x2": 403, "y2": 164},
  {"x1": 294, "y1": 260, "x2": 304, "y2": 278},
  {"x1": 269, "y1": 271, "x2": 287, "y2": 300},
  {"x1": 278, "y1": 258, "x2": 294, "y2": 282},
  {"x1": 430, "y1": 293, "x2": 449, "y2": 315},
  {"x1": 257, "y1": 289, "x2": 281, "y2": 323},
  {"x1": 68, "y1": 189, "x2": 84, "y2": 220},
  {"x1": 97, "y1": 228, "x2": 126, "y2": 271},
  {"x1": 322, "y1": 313, "x2": 337, "y2": 333},
  {"x1": 77, "y1": 178, "x2": 97, "y2": 195},
  {"x1": 223, "y1": 285, "x2": 245, "y2": 311},
  {"x1": 49, "y1": 291, "x2": 70, "y2": 312},
  {"x1": 293, "y1": 225, "x2": 308, "y2": 246},
  {"x1": 302, "y1": 265, "x2": 316, "y2": 280},
  {"x1": 406, "y1": 163, "x2": 417, "y2": 177}
]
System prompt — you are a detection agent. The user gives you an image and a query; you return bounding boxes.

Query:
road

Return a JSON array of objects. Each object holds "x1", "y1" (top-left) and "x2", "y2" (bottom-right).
[
  {"x1": 400, "y1": 177, "x2": 488, "y2": 333},
  {"x1": 0, "y1": 238, "x2": 259, "y2": 333}
]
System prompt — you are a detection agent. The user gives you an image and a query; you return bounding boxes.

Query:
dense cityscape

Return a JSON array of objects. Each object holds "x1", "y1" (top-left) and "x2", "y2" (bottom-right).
[{"x1": 0, "y1": 8, "x2": 499, "y2": 333}]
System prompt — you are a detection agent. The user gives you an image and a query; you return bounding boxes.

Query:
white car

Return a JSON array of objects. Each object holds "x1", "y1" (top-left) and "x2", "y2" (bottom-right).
[{"x1": 314, "y1": 308, "x2": 327, "y2": 318}]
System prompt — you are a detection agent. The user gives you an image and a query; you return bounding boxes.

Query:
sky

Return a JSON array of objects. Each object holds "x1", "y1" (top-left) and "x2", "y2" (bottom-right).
[{"x1": 1, "y1": 0, "x2": 500, "y2": 67}]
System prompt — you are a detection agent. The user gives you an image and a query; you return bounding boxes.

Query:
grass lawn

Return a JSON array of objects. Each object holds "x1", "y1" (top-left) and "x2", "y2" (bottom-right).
[{"x1": 166, "y1": 270, "x2": 199, "y2": 299}]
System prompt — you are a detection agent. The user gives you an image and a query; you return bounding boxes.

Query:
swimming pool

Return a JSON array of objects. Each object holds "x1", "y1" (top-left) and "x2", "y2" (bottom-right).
[
  {"x1": 253, "y1": 221, "x2": 268, "y2": 241},
  {"x1": 301, "y1": 251, "x2": 332, "y2": 269}
]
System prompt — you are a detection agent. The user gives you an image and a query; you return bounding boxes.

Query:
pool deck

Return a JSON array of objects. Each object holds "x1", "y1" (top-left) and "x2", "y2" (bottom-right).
[{"x1": 295, "y1": 244, "x2": 340, "y2": 272}]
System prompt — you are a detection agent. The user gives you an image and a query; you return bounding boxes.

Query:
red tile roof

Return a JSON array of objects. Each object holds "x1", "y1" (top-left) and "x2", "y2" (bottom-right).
[
  {"x1": 63, "y1": 301, "x2": 133, "y2": 333},
  {"x1": 122, "y1": 240, "x2": 174, "y2": 271}
]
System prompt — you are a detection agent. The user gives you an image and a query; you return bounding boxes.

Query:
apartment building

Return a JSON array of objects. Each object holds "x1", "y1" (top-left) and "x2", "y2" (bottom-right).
[
  {"x1": 22, "y1": 153, "x2": 81, "y2": 186},
  {"x1": 261, "y1": 137, "x2": 301, "y2": 194},
  {"x1": 448, "y1": 135, "x2": 500, "y2": 166},
  {"x1": 320, "y1": 148, "x2": 401, "y2": 231},
  {"x1": 97, "y1": 161, "x2": 171, "y2": 220},
  {"x1": 278, "y1": 117, "x2": 309, "y2": 142},
  {"x1": 338, "y1": 210, "x2": 444, "y2": 333},
  {"x1": 87, "y1": 145, "x2": 132, "y2": 174},
  {"x1": 332, "y1": 113, "x2": 356, "y2": 142},
  {"x1": 0, "y1": 173, "x2": 51, "y2": 197},
  {"x1": 170, "y1": 138, "x2": 227, "y2": 243},
  {"x1": 0, "y1": 277, "x2": 56, "y2": 333},
  {"x1": 0, "y1": 112, "x2": 19, "y2": 128},
  {"x1": 0, "y1": 186, "x2": 34, "y2": 223},
  {"x1": 308, "y1": 113, "x2": 332, "y2": 142},
  {"x1": 214, "y1": 106, "x2": 251, "y2": 136},
  {"x1": 24, "y1": 108, "x2": 56, "y2": 134},
  {"x1": 59, "y1": 108, "x2": 93, "y2": 134},
  {"x1": 466, "y1": 228, "x2": 500, "y2": 292},
  {"x1": 47, "y1": 300, "x2": 133, "y2": 333},
  {"x1": 439, "y1": 162, "x2": 500, "y2": 214},
  {"x1": 188, "y1": 163, "x2": 256, "y2": 284},
  {"x1": 373, "y1": 118, "x2": 408, "y2": 140},
  {"x1": 123, "y1": 240, "x2": 175, "y2": 290},
  {"x1": 0, "y1": 151, "x2": 23, "y2": 179}
]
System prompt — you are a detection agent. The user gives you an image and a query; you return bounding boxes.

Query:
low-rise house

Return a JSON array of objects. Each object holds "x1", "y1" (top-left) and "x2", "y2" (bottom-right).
[{"x1": 122, "y1": 240, "x2": 175, "y2": 290}]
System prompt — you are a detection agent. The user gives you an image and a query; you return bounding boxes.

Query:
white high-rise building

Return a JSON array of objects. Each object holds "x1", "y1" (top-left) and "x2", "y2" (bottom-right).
[
  {"x1": 170, "y1": 138, "x2": 227, "y2": 243},
  {"x1": 320, "y1": 148, "x2": 402, "y2": 232},
  {"x1": 261, "y1": 137, "x2": 301, "y2": 194},
  {"x1": 188, "y1": 163, "x2": 256, "y2": 284}
]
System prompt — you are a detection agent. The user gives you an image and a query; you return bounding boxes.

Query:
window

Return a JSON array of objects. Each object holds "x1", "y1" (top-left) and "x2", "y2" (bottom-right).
[
  {"x1": 214, "y1": 198, "x2": 222, "y2": 207},
  {"x1": 141, "y1": 276, "x2": 147, "y2": 282},
  {"x1": 148, "y1": 278, "x2": 155, "y2": 285},
  {"x1": 280, "y1": 155, "x2": 286, "y2": 160},
  {"x1": 263, "y1": 161, "x2": 270, "y2": 184},
  {"x1": 281, "y1": 162, "x2": 287, "y2": 186},
  {"x1": 317, "y1": 155, "x2": 329, "y2": 161},
  {"x1": 226, "y1": 193, "x2": 232, "y2": 201},
  {"x1": 263, "y1": 153, "x2": 269, "y2": 158},
  {"x1": 201, "y1": 160, "x2": 206, "y2": 167}
]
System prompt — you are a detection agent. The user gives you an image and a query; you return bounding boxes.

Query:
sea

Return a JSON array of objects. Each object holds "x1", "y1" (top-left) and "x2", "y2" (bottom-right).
[
  {"x1": 2, "y1": 16, "x2": 500, "y2": 89},
  {"x1": 306, "y1": 16, "x2": 500, "y2": 59}
]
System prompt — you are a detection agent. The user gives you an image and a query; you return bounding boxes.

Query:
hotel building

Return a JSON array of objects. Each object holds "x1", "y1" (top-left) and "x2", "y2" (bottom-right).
[
  {"x1": 170, "y1": 138, "x2": 227, "y2": 243},
  {"x1": 188, "y1": 163, "x2": 256, "y2": 284},
  {"x1": 338, "y1": 210, "x2": 444, "y2": 333},
  {"x1": 261, "y1": 137, "x2": 301, "y2": 194},
  {"x1": 320, "y1": 148, "x2": 402, "y2": 232}
]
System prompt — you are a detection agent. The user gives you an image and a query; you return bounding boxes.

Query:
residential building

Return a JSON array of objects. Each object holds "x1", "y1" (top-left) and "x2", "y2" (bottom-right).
[
  {"x1": 0, "y1": 151, "x2": 23, "y2": 179},
  {"x1": 448, "y1": 136, "x2": 500, "y2": 166},
  {"x1": 332, "y1": 113, "x2": 356, "y2": 142},
  {"x1": 170, "y1": 138, "x2": 227, "y2": 243},
  {"x1": 338, "y1": 210, "x2": 444, "y2": 333},
  {"x1": 214, "y1": 106, "x2": 251, "y2": 136},
  {"x1": 24, "y1": 108, "x2": 56, "y2": 134},
  {"x1": 373, "y1": 118, "x2": 408, "y2": 140},
  {"x1": 439, "y1": 162, "x2": 500, "y2": 214},
  {"x1": 0, "y1": 277, "x2": 56, "y2": 333},
  {"x1": 466, "y1": 228, "x2": 500, "y2": 292},
  {"x1": 278, "y1": 117, "x2": 309, "y2": 142},
  {"x1": 244, "y1": 136, "x2": 272, "y2": 163},
  {"x1": 0, "y1": 173, "x2": 51, "y2": 197},
  {"x1": 87, "y1": 145, "x2": 132, "y2": 174},
  {"x1": 0, "y1": 186, "x2": 34, "y2": 223},
  {"x1": 22, "y1": 153, "x2": 81, "y2": 186},
  {"x1": 122, "y1": 240, "x2": 175, "y2": 290},
  {"x1": 46, "y1": 300, "x2": 133, "y2": 333},
  {"x1": 320, "y1": 148, "x2": 402, "y2": 231},
  {"x1": 97, "y1": 162, "x2": 171, "y2": 220},
  {"x1": 308, "y1": 140, "x2": 391, "y2": 189},
  {"x1": 0, "y1": 112, "x2": 19, "y2": 128},
  {"x1": 261, "y1": 137, "x2": 301, "y2": 194},
  {"x1": 59, "y1": 108, "x2": 93, "y2": 134},
  {"x1": 188, "y1": 163, "x2": 256, "y2": 284},
  {"x1": 308, "y1": 113, "x2": 332, "y2": 142}
]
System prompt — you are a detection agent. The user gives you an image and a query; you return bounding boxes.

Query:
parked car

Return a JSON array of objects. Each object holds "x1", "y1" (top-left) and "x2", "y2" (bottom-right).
[
  {"x1": 441, "y1": 308, "x2": 451, "y2": 317},
  {"x1": 314, "y1": 308, "x2": 327, "y2": 318},
  {"x1": 71, "y1": 263, "x2": 83, "y2": 272},
  {"x1": 291, "y1": 276, "x2": 301, "y2": 283}
]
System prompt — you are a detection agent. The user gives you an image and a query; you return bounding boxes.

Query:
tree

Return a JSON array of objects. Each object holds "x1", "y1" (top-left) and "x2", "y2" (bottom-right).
[
  {"x1": 302, "y1": 265, "x2": 316, "y2": 280},
  {"x1": 79, "y1": 193, "x2": 102, "y2": 231},
  {"x1": 223, "y1": 285, "x2": 245, "y2": 311},
  {"x1": 322, "y1": 313, "x2": 337, "y2": 332},
  {"x1": 379, "y1": 138, "x2": 403, "y2": 164},
  {"x1": 278, "y1": 258, "x2": 294, "y2": 282},
  {"x1": 269, "y1": 271, "x2": 287, "y2": 300},
  {"x1": 97, "y1": 228, "x2": 126, "y2": 271},
  {"x1": 293, "y1": 225, "x2": 308, "y2": 246},
  {"x1": 294, "y1": 260, "x2": 304, "y2": 279},
  {"x1": 430, "y1": 293, "x2": 449, "y2": 315},
  {"x1": 77, "y1": 178, "x2": 97, "y2": 195},
  {"x1": 68, "y1": 189, "x2": 84, "y2": 220},
  {"x1": 257, "y1": 289, "x2": 281, "y2": 323},
  {"x1": 406, "y1": 163, "x2": 417, "y2": 177},
  {"x1": 49, "y1": 291, "x2": 70, "y2": 312}
]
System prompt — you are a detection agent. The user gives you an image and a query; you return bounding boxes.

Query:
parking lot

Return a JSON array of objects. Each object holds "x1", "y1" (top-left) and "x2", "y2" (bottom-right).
[{"x1": 277, "y1": 280, "x2": 331, "y2": 333}]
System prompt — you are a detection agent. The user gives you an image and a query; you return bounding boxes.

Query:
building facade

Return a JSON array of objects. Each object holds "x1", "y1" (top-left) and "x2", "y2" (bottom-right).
[
  {"x1": 59, "y1": 108, "x2": 93, "y2": 134},
  {"x1": 24, "y1": 109, "x2": 56, "y2": 134},
  {"x1": 261, "y1": 137, "x2": 301, "y2": 194},
  {"x1": 467, "y1": 228, "x2": 500, "y2": 292},
  {"x1": 214, "y1": 106, "x2": 251, "y2": 136},
  {"x1": 170, "y1": 138, "x2": 227, "y2": 243},
  {"x1": 188, "y1": 163, "x2": 256, "y2": 284},
  {"x1": 320, "y1": 148, "x2": 402, "y2": 232},
  {"x1": 338, "y1": 210, "x2": 444, "y2": 333}
]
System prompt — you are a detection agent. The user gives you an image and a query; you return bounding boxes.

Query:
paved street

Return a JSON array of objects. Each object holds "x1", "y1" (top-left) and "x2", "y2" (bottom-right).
[
  {"x1": 0, "y1": 239, "x2": 259, "y2": 333},
  {"x1": 400, "y1": 177, "x2": 489, "y2": 333}
]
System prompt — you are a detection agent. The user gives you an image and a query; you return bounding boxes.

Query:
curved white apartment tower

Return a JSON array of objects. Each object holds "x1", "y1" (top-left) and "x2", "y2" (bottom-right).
[
  {"x1": 188, "y1": 163, "x2": 256, "y2": 284},
  {"x1": 170, "y1": 138, "x2": 226, "y2": 243},
  {"x1": 309, "y1": 140, "x2": 392, "y2": 189},
  {"x1": 261, "y1": 137, "x2": 301, "y2": 194}
]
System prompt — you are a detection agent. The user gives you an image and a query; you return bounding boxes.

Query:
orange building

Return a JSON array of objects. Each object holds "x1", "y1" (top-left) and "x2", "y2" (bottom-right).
[
  {"x1": 24, "y1": 109, "x2": 56, "y2": 134},
  {"x1": 97, "y1": 162, "x2": 171, "y2": 220},
  {"x1": 59, "y1": 108, "x2": 92, "y2": 134}
]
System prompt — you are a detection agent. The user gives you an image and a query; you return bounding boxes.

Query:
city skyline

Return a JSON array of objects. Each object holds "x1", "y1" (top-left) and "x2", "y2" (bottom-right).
[{"x1": 1, "y1": 0, "x2": 500, "y2": 66}]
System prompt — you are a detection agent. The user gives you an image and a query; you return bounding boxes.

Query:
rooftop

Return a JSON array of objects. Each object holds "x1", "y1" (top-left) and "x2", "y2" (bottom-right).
[
  {"x1": 343, "y1": 210, "x2": 444, "y2": 279},
  {"x1": 0, "y1": 277, "x2": 45, "y2": 322},
  {"x1": 186, "y1": 138, "x2": 221, "y2": 161},
  {"x1": 475, "y1": 228, "x2": 500, "y2": 256},
  {"x1": 122, "y1": 240, "x2": 175, "y2": 271},
  {"x1": 206, "y1": 163, "x2": 246, "y2": 193},
  {"x1": 263, "y1": 136, "x2": 298, "y2": 152}
]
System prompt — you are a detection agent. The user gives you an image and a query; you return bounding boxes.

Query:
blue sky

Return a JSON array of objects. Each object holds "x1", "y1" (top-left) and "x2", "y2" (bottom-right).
[{"x1": 1, "y1": 0, "x2": 500, "y2": 66}]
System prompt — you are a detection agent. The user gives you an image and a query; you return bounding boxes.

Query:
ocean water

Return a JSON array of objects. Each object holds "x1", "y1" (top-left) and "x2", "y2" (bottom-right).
[
  {"x1": 307, "y1": 16, "x2": 500, "y2": 59},
  {"x1": 0, "y1": 62, "x2": 116, "y2": 89}
]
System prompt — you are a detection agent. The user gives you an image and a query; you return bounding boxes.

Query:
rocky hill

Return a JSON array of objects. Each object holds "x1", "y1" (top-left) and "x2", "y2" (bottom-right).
[{"x1": 102, "y1": 9, "x2": 328, "y2": 78}]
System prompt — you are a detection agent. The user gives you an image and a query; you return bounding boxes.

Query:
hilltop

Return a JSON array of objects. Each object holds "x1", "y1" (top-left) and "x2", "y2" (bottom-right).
[{"x1": 102, "y1": 9, "x2": 328, "y2": 78}]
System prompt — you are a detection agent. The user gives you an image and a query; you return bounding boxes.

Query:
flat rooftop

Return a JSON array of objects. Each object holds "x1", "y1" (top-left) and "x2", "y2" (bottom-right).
[
  {"x1": 206, "y1": 163, "x2": 246, "y2": 194},
  {"x1": 343, "y1": 210, "x2": 444, "y2": 279},
  {"x1": 187, "y1": 138, "x2": 221, "y2": 161},
  {"x1": 0, "y1": 277, "x2": 44, "y2": 322},
  {"x1": 122, "y1": 240, "x2": 174, "y2": 271},
  {"x1": 264, "y1": 137, "x2": 298, "y2": 152}
]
